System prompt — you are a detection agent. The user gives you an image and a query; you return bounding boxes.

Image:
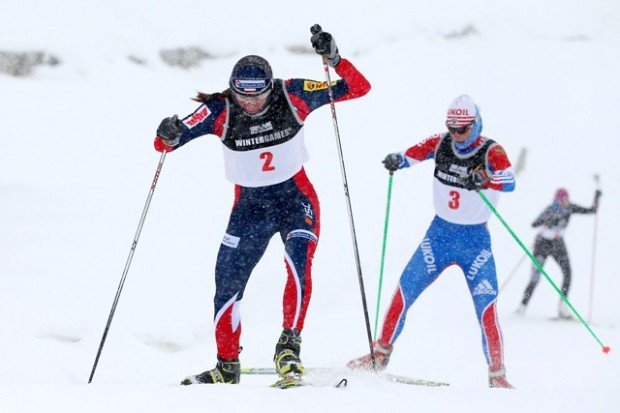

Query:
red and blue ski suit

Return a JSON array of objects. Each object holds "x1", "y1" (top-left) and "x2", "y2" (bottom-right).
[
  {"x1": 155, "y1": 59, "x2": 370, "y2": 360},
  {"x1": 378, "y1": 133, "x2": 515, "y2": 372}
]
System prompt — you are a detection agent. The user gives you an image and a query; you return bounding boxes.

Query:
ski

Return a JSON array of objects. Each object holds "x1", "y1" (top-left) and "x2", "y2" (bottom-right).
[
  {"x1": 241, "y1": 367, "x2": 447, "y2": 387},
  {"x1": 549, "y1": 316, "x2": 576, "y2": 322},
  {"x1": 242, "y1": 367, "x2": 284, "y2": 375},
  {"x1": 270, "y1": 375, "x2": 308, "y2": 389},
  {"x1": 382, "y1": 372, "x2": 449, "y2": 387},
  {"x1": 269, "y1": 375, "x2": 348, "y2": 389},
  {"x1": 241, "y1": 368, "x2": 347, "y2": 389},
  {"x1": 549, "y1": 316, "x2": 615, "y2": 329}
]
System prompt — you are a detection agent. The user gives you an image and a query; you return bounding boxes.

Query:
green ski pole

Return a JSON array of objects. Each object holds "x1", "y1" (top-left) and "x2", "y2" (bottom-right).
[
  {"x1": 478, "y1": 191, "x2": 610, "y2": 354},
  {"x1": 373, "y1": 171, "x2": 394, "y2": 339}
]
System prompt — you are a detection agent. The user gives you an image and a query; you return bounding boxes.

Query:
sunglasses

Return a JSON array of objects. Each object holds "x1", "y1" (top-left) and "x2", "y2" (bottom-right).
[
  {"x1": 233, "y1": 88, "x2": 272, "y2": 105},
  {"x1": 447, "y1": 124, "x2": 471, "y2": 135}
]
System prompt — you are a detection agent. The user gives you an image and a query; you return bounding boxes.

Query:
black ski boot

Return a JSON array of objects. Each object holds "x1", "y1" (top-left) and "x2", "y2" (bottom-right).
[
  {"x1": 181, "y1": 356, "x2": 240, "y2": 385},
  {"x1": 274, "y1": 328, "x2": 305, "y2": 377}
]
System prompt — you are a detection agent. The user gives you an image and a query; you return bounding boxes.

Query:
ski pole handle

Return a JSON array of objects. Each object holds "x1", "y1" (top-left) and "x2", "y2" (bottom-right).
[
  {"x1": 310, "y1": 24, "x2": 329, "y2": 64},
  {"x1": 310, "y1": 24, "x2": 322, "y2": 35}
]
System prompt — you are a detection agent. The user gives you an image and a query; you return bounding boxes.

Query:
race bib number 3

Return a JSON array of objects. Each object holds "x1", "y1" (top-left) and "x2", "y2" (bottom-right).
[{"x1": 448, "y1": 190, "x2": 460, "y2": 209}]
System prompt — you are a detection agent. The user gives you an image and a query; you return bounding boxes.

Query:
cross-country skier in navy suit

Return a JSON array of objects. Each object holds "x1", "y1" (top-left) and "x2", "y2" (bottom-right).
[{"x1": 154, "y1": 27, "x2": 370, "y2": 385}]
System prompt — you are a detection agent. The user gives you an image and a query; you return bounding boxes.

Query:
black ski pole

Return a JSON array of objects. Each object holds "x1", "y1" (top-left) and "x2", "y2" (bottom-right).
[
  {"x1": 310, "y1": 24, "x2": 376, "y2": 369},
  {"x1": 588, "y1": 174, "x2": 601, "y2": 323},
  {"x1": 88, "y1": 151, "x2": 168, "y2": 383}
]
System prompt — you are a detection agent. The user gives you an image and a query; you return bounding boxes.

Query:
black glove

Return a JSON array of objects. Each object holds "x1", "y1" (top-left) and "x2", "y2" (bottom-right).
[
  {"x1": 310, "y1": 24, "x2": 341, "y2": 68},
  {"x1": 462, "y1": 169, "x2": 488, "y2": 191},
  {"x1": 593, "y1": 189, "x2": 602, "y2": 211},
  {"x1": 156, "y1": 115, "x2": 183, "y2": 146},
  {"x1": 382, "y1": 153, "x2": 403, "y2": 172}
]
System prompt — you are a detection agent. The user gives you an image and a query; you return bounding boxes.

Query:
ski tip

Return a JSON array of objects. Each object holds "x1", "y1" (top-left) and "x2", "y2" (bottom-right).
[
  {"x1": 270, "y1": 376, "x2": 307, "y2": 389},
  {"x1": 602, "y1": 346, "x2": 611, "y2": 354}
]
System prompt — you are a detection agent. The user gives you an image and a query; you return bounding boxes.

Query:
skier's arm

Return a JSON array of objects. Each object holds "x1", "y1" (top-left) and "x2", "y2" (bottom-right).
[
  {"x1": 568, "y1": 203, "x2": 597, "y2": 214},
  {"x1": 283, "y1": 59, "x2": 371, "y2": 121},
  {"x1": 532, "y1": 207, "x2": 558, "y2": 227},
  {"x1": 380, "y1": 135, "x2": 442, "y2": 171},
  {"x1": 154, "y1": 97, "x2": 227, "y2": 152},
  {"x1": 532, "y1": 210, "x2": 546, "y2": 227},
  {"x1": 485, "y1": 144, "x2": 516, "y2": 192},
  {"x1": 332, "y1": 58, "x2": 372, "y2": 101},
  {"x1": 403, "y1": 135, "x2": 443, "y2": 166},
  {"x1": 572, "y1": 189, "x2": 603, "y2": 214}
]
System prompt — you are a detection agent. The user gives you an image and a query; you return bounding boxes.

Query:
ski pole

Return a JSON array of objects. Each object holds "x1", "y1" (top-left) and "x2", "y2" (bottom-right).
[
  {"x1": 477, "y1": 190, "x2": 610, "y2": 354},
  {"x1": 373, "y1": 171, "x2": 394, "y2": 339},
  {"x1": 498, "y1": 254, "x2": 526, "y2": 294},
  {"x1": 88, "y1": 151, "x2": 168, "y2": 383},
  {"x1": 588, "y1": 174, "x2": 601, "y2": 323},
  {"x1": 310, "y1": 24, "x2": 376, "y2": 368},
  {"x1": 513, "y1": 147, "x2": 528, "y2": 175}
]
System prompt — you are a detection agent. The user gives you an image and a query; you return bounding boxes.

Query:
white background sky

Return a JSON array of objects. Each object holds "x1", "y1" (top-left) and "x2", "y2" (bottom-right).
[{"x1": 1, "y1": 1, "x2": 619, "y2": 412}]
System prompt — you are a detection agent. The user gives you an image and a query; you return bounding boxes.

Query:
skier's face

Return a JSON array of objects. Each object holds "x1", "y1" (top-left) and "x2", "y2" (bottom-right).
[
  {"x1": 555, "y1": 189, "x2": 570, "y2": 207},
  {"x1": 448, "y1": 124, "x2": 472, "y2": 142},
  {"x1": 557, "y1": 194, "x2": 570, "y2": 208},
  {"x1": 232, "y1": 90, "x2": 271, "y2": 115}
]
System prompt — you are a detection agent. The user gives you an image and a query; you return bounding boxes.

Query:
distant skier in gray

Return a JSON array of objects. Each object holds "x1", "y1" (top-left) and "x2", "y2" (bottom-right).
[{"x1": 517, "y1": 188, "x2": 601, "y2": 319}]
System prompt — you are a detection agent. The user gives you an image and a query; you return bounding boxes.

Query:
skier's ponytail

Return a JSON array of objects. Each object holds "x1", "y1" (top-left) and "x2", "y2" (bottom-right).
[{"x1": 192, "y1": 89, "x2": 232, "y2": 103}]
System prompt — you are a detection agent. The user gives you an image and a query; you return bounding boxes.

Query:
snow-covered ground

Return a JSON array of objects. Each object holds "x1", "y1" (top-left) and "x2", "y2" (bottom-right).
[{"x1": 1, "y1": 1, "x2": 619, "y2": 411}]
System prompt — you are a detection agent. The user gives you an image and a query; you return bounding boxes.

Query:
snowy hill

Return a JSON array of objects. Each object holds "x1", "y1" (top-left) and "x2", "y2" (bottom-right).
[{"x1": 1, "y1": 1, "x2": 619, "y2": 411}]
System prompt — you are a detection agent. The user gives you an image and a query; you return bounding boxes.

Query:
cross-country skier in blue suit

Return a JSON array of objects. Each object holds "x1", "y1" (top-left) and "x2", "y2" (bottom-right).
[{"x1": 348, "y1": 95, "x2": 516, "y2": 389}]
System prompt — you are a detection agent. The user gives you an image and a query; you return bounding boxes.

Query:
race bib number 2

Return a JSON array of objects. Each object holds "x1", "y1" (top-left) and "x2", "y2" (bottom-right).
[{"x1": 260, "y1": 151, "x2": 275, "y2": 171}]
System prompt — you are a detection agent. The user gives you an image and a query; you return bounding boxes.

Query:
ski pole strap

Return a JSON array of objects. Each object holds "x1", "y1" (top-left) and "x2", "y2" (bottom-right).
[
  {"x1": 477, "y1": 191, "x2": 610, "y2": 353},
  {"x1": 374, "y1": 172, "x2": 394, "y2": 339}
]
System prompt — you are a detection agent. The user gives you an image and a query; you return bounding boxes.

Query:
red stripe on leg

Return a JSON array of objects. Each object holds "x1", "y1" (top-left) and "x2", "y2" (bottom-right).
[
  {"x1": 482, "y1": 301, "x2": 504, "y2": 370},
  {"x1": 215, "y1": 301, "x2": 242, "y2": 360},
  {"x1": 282, "y1": 256, "x2": 300, "y2": 329},
  {"x1": 380, "y1": 287, "x2": 405, "y2": 344}
]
